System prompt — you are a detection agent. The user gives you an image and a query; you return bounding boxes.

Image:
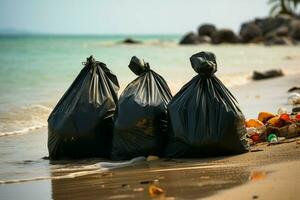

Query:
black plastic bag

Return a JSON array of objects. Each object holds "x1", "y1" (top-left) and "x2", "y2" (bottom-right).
[
  {"x1": 112, "y1": 56, "x2": 172, "y2": 160},
  {"x1": 165, "y1": 52, "x2": 249, "y2": 158},
  {"x1": 48, "y1": 56, "x2": 119, "y2": 160}
]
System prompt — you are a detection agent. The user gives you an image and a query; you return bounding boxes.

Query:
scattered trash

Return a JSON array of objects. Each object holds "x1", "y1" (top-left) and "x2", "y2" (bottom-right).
[
  {"x1": 267, "y1": 133, "x2": 278, "y2": 143},
  {"x1": 292, "y1": 107, "x2": 300, "y2": 113},
  {"x1": 249, "y1": 171, "x2": 266, "y2": 181},
  {"x1": 288, "y1": 93, "x2": 300, "y2": 105},
  {"x1": 246, "y1": 109, "x2": 300, "y2": 146},
  {"x1": 246, "y1": 119, "x2": 264, "y2": 128},
  {"x1": 267, "y1": 116, "x2": 283, "y2": 127},
  {"x1": 133, "y1": 187, "x2": 144, "y2": 192},
  {"x1": 148, "y1": 184, "x2": 165, "y2": 197},
  {"x1": 258, "y1": 112, "x2": 275, "y2": 123},
  {"x1": 277, "y1": 107, "x2": 288, "y2": 115}
]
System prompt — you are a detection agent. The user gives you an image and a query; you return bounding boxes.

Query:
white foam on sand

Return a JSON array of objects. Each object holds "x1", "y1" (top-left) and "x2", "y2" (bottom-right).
[
  {"x1": 0, "y1": 104, "x2": 52, "y2": 137},
  {"x1": 0, "y1": 157, "x2": 145, "y2": 184}
]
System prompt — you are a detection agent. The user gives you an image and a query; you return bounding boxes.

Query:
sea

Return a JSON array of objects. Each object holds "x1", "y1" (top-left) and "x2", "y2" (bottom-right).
[{"x1": 0, "y1": 35, "x2": 300, "y2": 189}]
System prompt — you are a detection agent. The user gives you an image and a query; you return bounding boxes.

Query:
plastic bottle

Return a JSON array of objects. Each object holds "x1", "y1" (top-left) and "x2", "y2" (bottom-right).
[{"x1": 267, "y1": 133, "x2": 278, "y2": 143}]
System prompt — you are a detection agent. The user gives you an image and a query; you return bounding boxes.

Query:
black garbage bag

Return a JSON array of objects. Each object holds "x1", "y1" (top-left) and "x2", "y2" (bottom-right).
[
  {"x1": 48, "y1": 56, "x2": 119, "y2": 160},
  {"x1": 112, "y1": 56, "x2": 172, "y2": 160},
  {"x1": 165, "y1": 52, "x2": 249, "y2": 158}
]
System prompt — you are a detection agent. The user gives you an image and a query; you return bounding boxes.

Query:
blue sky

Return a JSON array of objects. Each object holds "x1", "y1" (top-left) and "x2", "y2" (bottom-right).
[{"x1": 0, "y1": 0, "x2": 269, "y2": 34}]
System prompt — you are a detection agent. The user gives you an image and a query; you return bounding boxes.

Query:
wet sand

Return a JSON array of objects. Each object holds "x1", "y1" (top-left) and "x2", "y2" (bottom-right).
[
  {"x1": 1, "y1": 137, "x2": 299, "y2": 200},
  {"x1": 49, "y1": 139, "x2": 300, "y2": 200},
  {"x1": 1, "y1": 74, "x2": 300, "y2": 200}
]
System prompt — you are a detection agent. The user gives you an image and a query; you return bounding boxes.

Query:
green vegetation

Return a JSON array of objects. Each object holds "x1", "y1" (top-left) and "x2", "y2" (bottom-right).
[{"x1": 269, "y1": 0, "x2": 300, "y2": 16}]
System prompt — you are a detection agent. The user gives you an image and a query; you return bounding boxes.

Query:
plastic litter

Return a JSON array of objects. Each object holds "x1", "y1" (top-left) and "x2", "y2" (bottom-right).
[
  {"x1": 277, "y1": 107, "x2": 288, "y2": 115},
  {"x1": 47, "y1": 56, "x2": 119, "y2": 160},
  {"x1": 288, "y1": 93, "x2": 300, "y2": 105},
  {"x1": 112, "y1": 56, "x2": 172, "y2": 160},
  {"x1": 267, "y1": 133, "x2": 278, "y2": 143},
  {"x1": 165, "y1": 51, "x2": 249, "y2": 158},
  {"x1": 246, "y1": 109, "x2": 300, "y2": 145}
]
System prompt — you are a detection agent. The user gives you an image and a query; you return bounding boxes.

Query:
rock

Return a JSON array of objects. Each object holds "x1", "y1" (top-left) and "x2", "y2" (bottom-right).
[
  {"x1": 290, "y1": 20, "x2": 300, "y2": 40},
  {"x1": 264, "y1": 37, "x2": 288, "y2": 45},
  {"x1": 240, "y1": 22, "x2": 262, "y2": 43},
  {"x1": 198, "y1": 35, "x2": 212, "y2": 43},
  {"x1": 252, "y1": 69, "x2": 284, "y2": 80},
  {"x1": 212, "y1": 29, "x2": 240, "y2": 44},
  {"x1": 179, "y1": 32, "x2": 200, "y2": 44},
  {"x1": 264, "y1": 33, "x2": 289, "y2": 45},
  {"x1": 276, "y1": 26, "x2": 289, "y2": 36},
  {"x1": 288, "y1": 86, "x2": 300, "y2": 92},
  {"x1": 255, "y1": 14, "x2": 292, "y2": 36},
  {"x1": 198, "y1": 24, "x2": 217, "y2": 38},
  {"x1": 122, "y1": 38, "x2": 141, "y2": 44}
]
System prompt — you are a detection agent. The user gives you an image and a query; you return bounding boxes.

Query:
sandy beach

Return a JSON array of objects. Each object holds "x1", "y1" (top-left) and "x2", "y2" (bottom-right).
[{"x1": 0, "y1": 73, "x2": 299, "y2": 200}]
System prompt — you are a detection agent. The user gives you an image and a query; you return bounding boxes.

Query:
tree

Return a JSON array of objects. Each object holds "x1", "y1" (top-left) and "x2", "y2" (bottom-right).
[{"x1": 269, "y1": 0, "x2": 300, "y2": 16}]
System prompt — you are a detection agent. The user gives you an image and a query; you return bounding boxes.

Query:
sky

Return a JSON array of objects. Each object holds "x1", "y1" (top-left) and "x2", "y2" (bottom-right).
[{"x1": 0, "y1": 0, "x2": 270, "y2": 35}]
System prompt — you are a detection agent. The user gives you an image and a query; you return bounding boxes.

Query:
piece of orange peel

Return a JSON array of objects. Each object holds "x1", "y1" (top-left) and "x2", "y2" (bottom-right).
[{"x1": 148, "y1": 184, "x2": 165, "y2": 197}]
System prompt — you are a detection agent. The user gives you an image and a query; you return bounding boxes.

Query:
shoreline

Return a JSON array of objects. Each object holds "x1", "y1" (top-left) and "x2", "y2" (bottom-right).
[
  {"x1": 0, "y1": 72, "x2": 300, "y2": 138},
  {"x1": 0, "y1": 73, "x2": 300, "y2": 199}
]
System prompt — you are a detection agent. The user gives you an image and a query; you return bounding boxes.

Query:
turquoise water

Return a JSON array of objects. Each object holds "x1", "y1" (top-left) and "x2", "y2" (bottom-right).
[{"x1": 0, "y1": 35, "x2": 300, "y2": 136}]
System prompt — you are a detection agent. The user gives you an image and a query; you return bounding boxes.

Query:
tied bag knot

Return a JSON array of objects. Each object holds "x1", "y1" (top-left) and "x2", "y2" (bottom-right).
[
  {"x1": 128, "y1": 56, "x2": 150, "y2": 76},
  {"x1": 83, "y1": 55, "x2": 107, "y2": 71},
  {"x1": 190, "y1": 51, "x2": 217, "y2": 77}
]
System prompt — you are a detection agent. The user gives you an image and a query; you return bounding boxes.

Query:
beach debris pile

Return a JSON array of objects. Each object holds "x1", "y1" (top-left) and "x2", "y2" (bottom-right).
[{"x1": 246, "y1": 109, "x2": 300, "y2": 146}]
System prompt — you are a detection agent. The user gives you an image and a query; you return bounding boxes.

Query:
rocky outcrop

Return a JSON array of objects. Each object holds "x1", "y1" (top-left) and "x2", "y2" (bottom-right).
[
  {"x1": 240, "y1": 22, "x2": 262, "y2": 43},
  {"x1": 179, "y1": 14, "x2": 300, "y2": 45},
  {"x1": 212, "y1": 29, "x2": 240, "y2": 44},
  {"x1": 122, "y1": 38, "x2": 141, "y2": 44},
  {"x1": 179, "y1": 32, "x2": 200, "y2": 44},
  {"x1": 241, "y1": 14, "x2": 299, "y2": 45},
  {"x1": 198, "y1": 24, "x2": 217, "y2": 38},
  {"x1": 179, "y1": 32, "x2": 212, "y2": 44},
  {"x1": 290, "y1": 20, "x2": 300, "y2": 40}
]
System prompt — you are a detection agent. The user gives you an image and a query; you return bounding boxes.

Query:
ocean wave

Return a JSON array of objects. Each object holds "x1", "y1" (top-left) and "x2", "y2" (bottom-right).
[
  {"x1": 0, "y1": 104, "x2": 52, "y2": 137},
  {"x1": 0, "y1": 168, "x2": 108, "y2": 184},
  {"x1": 0, "y1": 157, "x2": 145, "y2": 184}
]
